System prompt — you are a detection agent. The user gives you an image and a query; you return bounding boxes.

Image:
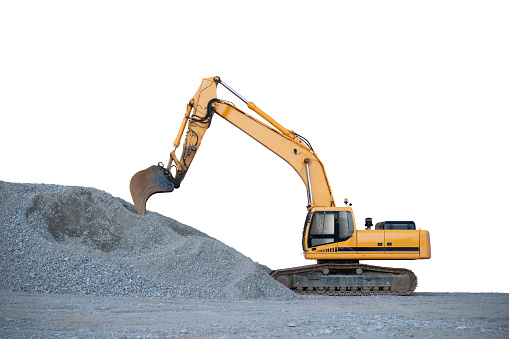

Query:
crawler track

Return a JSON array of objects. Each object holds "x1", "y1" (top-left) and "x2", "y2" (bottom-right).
[{"x1": 270, "y1": 263, "x2": 417, "y2": 296}]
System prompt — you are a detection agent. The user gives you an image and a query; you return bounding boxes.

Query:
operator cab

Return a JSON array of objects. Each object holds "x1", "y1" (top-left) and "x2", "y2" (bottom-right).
[{"x1": 305, "y1": 209, "x2": 355, "y2": 248}]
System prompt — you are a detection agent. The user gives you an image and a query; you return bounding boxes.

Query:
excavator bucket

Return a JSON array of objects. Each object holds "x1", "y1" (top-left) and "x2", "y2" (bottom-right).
[{"x1": 129, "y1": 165, "x2": 175, "y2": 215}]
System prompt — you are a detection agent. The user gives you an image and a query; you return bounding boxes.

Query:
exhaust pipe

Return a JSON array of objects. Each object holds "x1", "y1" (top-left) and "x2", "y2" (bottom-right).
[{"x1": 129, "y1": 164, "x2": 175, "y2": 215}]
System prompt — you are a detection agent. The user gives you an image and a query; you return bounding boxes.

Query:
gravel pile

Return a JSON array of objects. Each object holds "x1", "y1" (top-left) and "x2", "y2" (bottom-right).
[{"x1": 0, "y1": 181, "x2": 296, "y2": 300}]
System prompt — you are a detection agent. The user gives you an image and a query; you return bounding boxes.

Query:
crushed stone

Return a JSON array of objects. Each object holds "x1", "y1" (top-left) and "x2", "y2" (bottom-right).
[{"x1": 0, "y1": 181, "x2": 296, "y2": 300}]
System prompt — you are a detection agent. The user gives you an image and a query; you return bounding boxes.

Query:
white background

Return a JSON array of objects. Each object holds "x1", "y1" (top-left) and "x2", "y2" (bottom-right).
[{"x1": 1, "y1": 1, "x2": 508, "y2": 293}]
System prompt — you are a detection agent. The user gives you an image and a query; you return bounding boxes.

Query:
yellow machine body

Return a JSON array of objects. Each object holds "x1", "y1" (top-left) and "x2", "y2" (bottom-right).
[{"x1": 303, "y1": 207, "x2": 431, "y2": 261}]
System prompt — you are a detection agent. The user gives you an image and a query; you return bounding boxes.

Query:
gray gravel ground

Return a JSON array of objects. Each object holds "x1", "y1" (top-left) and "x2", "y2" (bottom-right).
[
  {"x1": 1, "y1": 181, "x2": 508, "y2": 338},
  {"x1": 1, "y1": 291, "x2": 508, "y2": 338}
]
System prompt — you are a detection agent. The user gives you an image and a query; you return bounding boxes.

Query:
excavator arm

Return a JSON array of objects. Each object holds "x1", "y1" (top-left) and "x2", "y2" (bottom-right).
[{"x1": 130, "y1": 76, "x2": 335, "y2": 215}]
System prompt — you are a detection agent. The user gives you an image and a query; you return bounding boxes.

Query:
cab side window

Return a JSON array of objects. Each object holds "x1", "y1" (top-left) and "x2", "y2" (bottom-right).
[{"x1": 338, "y1": 211, "x2": 355, "y2": 241}]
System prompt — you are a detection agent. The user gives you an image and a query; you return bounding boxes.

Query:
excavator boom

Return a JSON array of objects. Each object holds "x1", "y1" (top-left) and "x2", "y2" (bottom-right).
[{"x1": 130, "y1": 76, "x2": 335, "y2": 214}]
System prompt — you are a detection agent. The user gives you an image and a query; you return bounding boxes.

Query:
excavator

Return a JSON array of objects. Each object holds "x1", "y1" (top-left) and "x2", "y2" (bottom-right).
[{"x1": 130, "y1": 76, "x2": 431, "y2": 296}]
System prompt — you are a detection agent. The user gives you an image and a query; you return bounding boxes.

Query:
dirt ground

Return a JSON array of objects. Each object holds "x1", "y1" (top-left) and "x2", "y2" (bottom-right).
[{"x1": 1, "y1": 292, "x2": 507, "y2": 338}]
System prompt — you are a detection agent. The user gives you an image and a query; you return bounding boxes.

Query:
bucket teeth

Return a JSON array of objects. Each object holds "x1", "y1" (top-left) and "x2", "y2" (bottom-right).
[{"x1": 129, "y1": 165, "x2": 175, "y2": 215}]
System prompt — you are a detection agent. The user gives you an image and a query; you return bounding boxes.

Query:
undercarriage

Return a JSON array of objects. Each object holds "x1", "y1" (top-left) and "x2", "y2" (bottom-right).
[{"x1": 270, "y1": 263, "x2": 417, "y2": 296}]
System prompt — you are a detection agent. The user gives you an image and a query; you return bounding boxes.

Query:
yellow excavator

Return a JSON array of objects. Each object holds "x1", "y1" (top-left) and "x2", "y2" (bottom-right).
[{"x1": 130, "y1": 76, "x2": 431, "y2": 296}]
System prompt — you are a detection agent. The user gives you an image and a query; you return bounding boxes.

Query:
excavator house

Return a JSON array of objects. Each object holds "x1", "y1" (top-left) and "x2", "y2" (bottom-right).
[{"x1": 130, "y1": 76, "x2": 431, "y2": 296}]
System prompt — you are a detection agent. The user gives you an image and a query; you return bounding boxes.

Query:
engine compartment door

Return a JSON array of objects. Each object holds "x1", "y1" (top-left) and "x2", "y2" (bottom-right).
[{"x1": 384, "y1": 230, "x2": 420, "y2": 252}]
